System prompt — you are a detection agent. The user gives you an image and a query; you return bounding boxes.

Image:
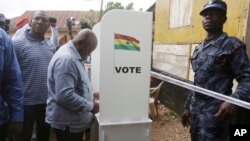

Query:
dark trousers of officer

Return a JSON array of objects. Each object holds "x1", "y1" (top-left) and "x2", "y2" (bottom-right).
[
  {"x1": 22, "y1": 104, "x2": 50, "y2": 141},
  {"x1": 190, "y1": 126, "x2": 229, "y2": 141},
  {"x1": 54, "y1": 127, "x2": 84, "y2": 141}
]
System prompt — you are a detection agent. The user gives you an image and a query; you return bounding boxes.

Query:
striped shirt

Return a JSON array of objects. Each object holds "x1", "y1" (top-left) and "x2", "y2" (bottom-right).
[{"x1": 12, "y1": 29, "x2": 55, "y2": 105}]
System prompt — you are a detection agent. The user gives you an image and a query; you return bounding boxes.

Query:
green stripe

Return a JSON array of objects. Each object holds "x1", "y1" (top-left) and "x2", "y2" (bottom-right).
[{"x1": 115, "y1": 44, "x2": 140, "y2": 51}]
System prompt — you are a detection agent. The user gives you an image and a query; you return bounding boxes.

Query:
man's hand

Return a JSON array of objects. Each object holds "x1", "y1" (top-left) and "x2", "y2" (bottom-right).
[
  {"x1": 49, "y1": 17, "x2": 57, "y2": 27},
  {"x1": 9, "y1": 122, "x2": 23, "y2": 141},
  {"x1": 91, "y1": 101, "x2": 99, "y2": 114},
  {"x1": 181, "y1": 109, "x2": 191, "y2": 127},
  {"x1": 215, "y1": 102, "x2": 235, "y2": 121},
  {"x1": 93, "y1": 91, "x2": 99, "y2": 101}
]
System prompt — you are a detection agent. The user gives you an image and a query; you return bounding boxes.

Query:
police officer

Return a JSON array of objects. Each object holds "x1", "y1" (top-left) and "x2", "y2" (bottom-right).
[{"x1": 182, "y1": 0, "x2": 250, "y2": 140}]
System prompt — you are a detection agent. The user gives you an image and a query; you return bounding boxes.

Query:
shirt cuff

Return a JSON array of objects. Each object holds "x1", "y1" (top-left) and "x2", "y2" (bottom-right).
[
  {"x1": 86, "y1": 102, "x2": 94, "y2": 112},
  {"x1": 10, "y1": 109, "x2": 23, "y2": 122}
]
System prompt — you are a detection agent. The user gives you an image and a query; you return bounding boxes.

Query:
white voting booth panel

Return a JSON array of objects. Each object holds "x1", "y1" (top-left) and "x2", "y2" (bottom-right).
[
  {"x1": 91, "y1": 23, "x2": 101, "y2": 91},
  {"x1": 93, "y1": 114, "x2": 151, "y2": 141},
  {"x1": 92, "y1": 9, "x2": 152, "y2": 141},
  {"x1": 99, "y1": 9, "x2": 152, "y2": 123},
  {"x1": 100, "y1": 124, "x2": 151, "y2": 141}
]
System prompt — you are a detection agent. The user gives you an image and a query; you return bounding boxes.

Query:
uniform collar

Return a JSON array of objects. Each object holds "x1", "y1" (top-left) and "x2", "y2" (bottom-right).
[{"x1": 202, "y1": 32, "x2": 228, "y2": 49}]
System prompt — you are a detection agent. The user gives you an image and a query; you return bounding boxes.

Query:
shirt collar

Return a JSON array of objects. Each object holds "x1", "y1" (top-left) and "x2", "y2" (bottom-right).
[
  {"x1": 25, "y1": 29, "x2": 47, "y2": 43},
  {"x1": 68, "y1": 40, "x2": 83, "y2": 61},
  {"x1": 203, "y1": 32, "x2": 228, "y2": 49}
]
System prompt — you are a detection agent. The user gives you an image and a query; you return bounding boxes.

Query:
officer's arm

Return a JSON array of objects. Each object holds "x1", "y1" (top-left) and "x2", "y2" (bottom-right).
[{"x1": 229, "y1": 45, "x2": 250, "y2": 101}]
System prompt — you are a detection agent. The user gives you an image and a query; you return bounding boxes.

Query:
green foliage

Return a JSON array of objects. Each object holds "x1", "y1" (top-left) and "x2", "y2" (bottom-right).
[
  {"x1": 80, "y1": 10, "x2": 99, "y2": 28},
  {"x1": 81, "y1": 1, "x2": 135, "y2": 28},
  {"x1": 103, "y1": 1, "x2": 134, "y2": 14},
  {"x1": 125, "y1": 2, "x2": 134, "y2": 10}
]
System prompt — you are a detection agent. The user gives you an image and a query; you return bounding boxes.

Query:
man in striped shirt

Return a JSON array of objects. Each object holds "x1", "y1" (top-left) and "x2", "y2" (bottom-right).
[{"x1": 12, "y1": 11, "x2": 55, "y2": 141}]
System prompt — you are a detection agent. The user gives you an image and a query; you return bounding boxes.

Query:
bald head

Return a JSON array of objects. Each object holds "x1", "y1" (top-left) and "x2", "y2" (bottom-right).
[
  {"x1": 32, "y1": 11, "x2": 49, "y2": 20},
  {"x1": 72, "y1": 29, "x2": 97, "y2": 60}
]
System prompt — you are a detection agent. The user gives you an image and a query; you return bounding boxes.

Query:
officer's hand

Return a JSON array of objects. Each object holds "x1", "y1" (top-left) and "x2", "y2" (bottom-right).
[
  {"x1": 181, "y1": 109, "x2": 191, "y2": 127},
  {"x1": 91, "y1": 101, "x2": 99, "y2": 114},
  {"x1": 215, "y1": 102, "x2": 235, "y2": 121},
  {"x1": 9, "y1": 122, "x2": 23, "y2": 141}
]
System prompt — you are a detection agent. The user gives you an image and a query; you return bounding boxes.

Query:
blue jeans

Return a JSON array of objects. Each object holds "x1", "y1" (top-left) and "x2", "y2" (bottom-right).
[{"x1": 22, "y1": 104, "x2": 50, "y2": 141}]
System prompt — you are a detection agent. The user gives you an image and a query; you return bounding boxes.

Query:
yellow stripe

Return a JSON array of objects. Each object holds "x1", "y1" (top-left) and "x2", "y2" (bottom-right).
[{"x1": 114, "y1": 38, "x2": 139, "y2": 47}]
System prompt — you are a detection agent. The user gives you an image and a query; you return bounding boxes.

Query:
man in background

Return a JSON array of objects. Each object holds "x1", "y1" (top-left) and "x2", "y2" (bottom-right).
[
  {"x1": 12, "y1": 16, "x2": 59, "y2": 48},
  {"x1": 12, "y1": 11, "x2": 55, "y2": 141}
]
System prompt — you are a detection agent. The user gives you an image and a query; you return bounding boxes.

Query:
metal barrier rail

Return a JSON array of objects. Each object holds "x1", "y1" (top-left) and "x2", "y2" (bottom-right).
[{"x1": 151, "y1": 71, "x2": 250, "y2": 110}]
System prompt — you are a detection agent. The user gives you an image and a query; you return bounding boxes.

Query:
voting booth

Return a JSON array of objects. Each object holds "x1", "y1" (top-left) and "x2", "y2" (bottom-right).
[
  {"x1": 91, "y1": 10, "x2": 152, "y2": 141},
  {"x1": 91, "y1": 23, "x2": 101, "y2": 92}
]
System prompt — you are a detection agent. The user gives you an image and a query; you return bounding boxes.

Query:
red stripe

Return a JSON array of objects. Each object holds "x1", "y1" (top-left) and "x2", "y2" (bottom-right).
[
  {"x1": 230, "y1": 46, "x2": 242, "y2": 55},
  {"x1": 115, "y1": 33, "x2": 139, "y2": 44},
  {"x1": 16, "y1": 18, "x2": 29, "y2": 29}
]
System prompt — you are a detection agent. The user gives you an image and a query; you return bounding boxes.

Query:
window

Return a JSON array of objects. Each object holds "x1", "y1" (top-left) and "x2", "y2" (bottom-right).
[{"x1": 169, "y1": 0, "x2": 193, "y2": 28}]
